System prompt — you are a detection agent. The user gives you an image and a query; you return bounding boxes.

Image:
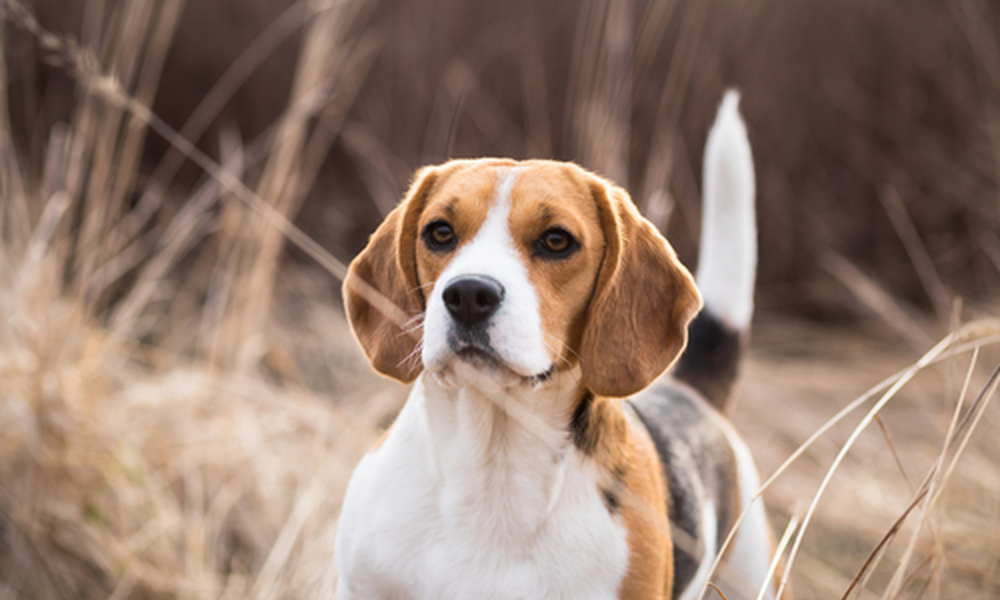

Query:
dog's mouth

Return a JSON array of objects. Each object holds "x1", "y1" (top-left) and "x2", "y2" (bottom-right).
[
  {"x1": 448, "y1": 328, "x2": 502, "y2": 368},
  {"x1": 444, "y1": 330, "x2": 553, "y2": 384},
  {"x1": 454, "y1": 346, "x2": 502, "y2": 369}
]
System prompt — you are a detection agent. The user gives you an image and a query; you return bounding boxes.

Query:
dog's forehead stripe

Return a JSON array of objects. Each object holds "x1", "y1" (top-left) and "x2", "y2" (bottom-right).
[
  {"x1": 471, "y1": 166, "x2": 526, "y2": 253},
  {"x1": 492, "y1": 166, "x2": 525, "y2": 213}
]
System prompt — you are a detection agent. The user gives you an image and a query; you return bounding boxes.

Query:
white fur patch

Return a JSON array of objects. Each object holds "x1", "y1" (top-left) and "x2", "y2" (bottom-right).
[
  {"x1": 695, "y1": 90, "x2": 757, "y2": 331},
  {"x1": 716, "y1": 419, "x2": 776, "y2": 600},
  {"x1": 336, "y1": 373, "x2": 630, "y2": 600}
]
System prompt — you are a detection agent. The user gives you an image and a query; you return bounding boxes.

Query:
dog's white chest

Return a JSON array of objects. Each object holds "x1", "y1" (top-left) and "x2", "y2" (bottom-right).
[{"x1": 336, "y1": 382, "x2": 630, "y2": 600}]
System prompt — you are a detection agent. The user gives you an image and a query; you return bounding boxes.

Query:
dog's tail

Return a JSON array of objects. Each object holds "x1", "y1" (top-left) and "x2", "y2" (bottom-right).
[{"x1": 673, "y1": 90, "x2": 757, "y2": 411}]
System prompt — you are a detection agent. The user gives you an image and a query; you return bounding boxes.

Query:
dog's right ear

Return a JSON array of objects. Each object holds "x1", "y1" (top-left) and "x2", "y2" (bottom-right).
[{"x1": 343, "y1": 167, "x2": 439, "y2": 382}]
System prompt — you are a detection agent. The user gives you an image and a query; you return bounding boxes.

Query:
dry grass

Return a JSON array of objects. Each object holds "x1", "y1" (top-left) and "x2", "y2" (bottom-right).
[
  {"x1": 2, "y1": 0, "x2": 1000, "y2": 598},
  {"x1": 737, "y1": 319, "x2": 1000, "y2": 599},
  {"x1": 0, "y1": 1, "x2": 390, "y2": 597},
  {"x1": 0, "y1": 288, "x2": 385, "y2": 598}
]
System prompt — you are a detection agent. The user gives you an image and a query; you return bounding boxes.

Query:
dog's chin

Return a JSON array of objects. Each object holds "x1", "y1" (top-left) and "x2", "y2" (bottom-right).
[
  {"x1": 455, "y1": 346, "x2": 503, "y2": 370},
  {"x1": 427, "y1": 347, "x2": 553, "y2": 392}
]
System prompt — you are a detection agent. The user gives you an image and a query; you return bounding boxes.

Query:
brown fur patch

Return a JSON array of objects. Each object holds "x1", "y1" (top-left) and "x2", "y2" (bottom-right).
[
  {"x1": 343, "y1": 176, "x2": 430, "y2": 382},
  {"x1": 570, "y1": 395, "x2": 673, "y2": 599}
]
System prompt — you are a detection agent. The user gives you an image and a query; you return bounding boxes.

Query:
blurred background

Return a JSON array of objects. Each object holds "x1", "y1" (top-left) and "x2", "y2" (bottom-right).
[{"x1": 2, "y1": 0, "x2": 999, "y2": 598}]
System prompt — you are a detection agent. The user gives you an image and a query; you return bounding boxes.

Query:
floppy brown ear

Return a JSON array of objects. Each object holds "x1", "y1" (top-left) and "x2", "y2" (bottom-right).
[
  {"x1": 580, "y1": 181, "x2": 702, "y2": 398},
  {"x1": 343, "y1": 168, "x2": 438, "y2": 382}
]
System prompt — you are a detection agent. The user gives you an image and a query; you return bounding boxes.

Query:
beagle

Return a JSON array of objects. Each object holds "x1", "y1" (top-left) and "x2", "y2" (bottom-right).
[{"x1": 336, "y1": 92, "x2": 783, "y2": 600}]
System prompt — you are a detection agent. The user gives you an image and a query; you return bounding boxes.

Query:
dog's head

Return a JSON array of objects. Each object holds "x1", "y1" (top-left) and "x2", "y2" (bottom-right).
[{"x1": 344, "y1": 159, "x2": 701, "y2": 398}]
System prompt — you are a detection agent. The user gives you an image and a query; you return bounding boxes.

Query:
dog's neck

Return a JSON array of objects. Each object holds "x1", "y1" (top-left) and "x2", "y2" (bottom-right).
[{"x1": 418, "y1": 363, "x2": 588, "y2": 546}]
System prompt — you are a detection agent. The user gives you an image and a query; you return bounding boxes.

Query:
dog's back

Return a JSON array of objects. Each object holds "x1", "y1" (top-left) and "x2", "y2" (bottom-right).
[{"x1": 631, "y1": 92, "x2": 777, "y2": 600}]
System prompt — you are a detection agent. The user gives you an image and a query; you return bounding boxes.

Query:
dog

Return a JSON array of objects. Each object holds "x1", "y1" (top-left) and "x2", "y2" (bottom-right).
[{"x1": 335, "y1": 91, "x2": 783, "y2": 600}]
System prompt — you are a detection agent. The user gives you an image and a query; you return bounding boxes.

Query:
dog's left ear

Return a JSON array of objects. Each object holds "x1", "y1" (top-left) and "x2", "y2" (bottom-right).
[
  {"x1": 580, "y1": 181, "x2": 702, "y2": 398},
  {"x1": 343, "y1": 167, "x2": 439, "y2": 382}
]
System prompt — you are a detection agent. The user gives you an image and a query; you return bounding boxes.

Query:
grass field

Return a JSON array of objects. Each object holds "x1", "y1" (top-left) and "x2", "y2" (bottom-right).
[{"x1": 2, "y1": 0, "x2": 999, "y2": 598}]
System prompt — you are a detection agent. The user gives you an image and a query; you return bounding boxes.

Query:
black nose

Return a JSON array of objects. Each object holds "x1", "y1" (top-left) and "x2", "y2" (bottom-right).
[{"x1": 442, "y1": 276, "x2": 504, "y2": 326}]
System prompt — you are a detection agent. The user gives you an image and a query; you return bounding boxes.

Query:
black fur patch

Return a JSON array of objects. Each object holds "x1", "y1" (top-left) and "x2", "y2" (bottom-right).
[
  {"x1": 569, "y1": 391, "x2": 596, "y2": 455},
  {"x1": 600, "y1": 486, "x2": 621, "y2": 513},
  {"x1": 672, "y1": 308, "x2": 742, "y2": 410}
]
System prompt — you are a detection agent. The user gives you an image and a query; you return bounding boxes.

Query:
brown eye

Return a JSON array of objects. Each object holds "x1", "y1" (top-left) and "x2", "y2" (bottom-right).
[
  {"x1": 432, "y1": 224, "x2": 453, "y2": 244},
  {"x1": 534, "y1": 228, "x2": 579, "y2": 259},
  {"x1": 422, "y1": 220, "x2": 457, "y2": 251},
  {"x1": 544, "y1": 231, "x2": 569, "y2": 252}
]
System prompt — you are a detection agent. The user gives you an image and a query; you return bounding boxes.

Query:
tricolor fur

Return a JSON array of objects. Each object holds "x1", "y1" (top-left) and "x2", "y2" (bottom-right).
[{"x1": 336, "y1": 92, "x2": 784, "y2": 599}]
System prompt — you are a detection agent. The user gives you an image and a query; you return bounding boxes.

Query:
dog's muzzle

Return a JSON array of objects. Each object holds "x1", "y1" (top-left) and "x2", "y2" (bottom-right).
[{"x1": 442, "y1": 275, "x2": 505, "y2": 360}]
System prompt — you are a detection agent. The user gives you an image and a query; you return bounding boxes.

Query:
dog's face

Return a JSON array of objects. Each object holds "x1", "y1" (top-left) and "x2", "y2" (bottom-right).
[
  {"x1": 416, "y1": 163, "x2": 606, "y2": 386},
  {"x1": 344, "y1": 159, "x2": 701, "y2": 398}
]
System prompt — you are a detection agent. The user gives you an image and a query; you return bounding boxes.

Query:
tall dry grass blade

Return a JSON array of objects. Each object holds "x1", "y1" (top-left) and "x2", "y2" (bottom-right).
[
  {"x1": 984, "y1": 490, "x2": 1000, "y2": 592},
  {"x1": 279, "y1": 36, "x2": 381, "y2": 225},
  {"x1": 564, "y1": 0, "x2": 605, "y2": 157},
  {"x1": 103, "y1": 0, "x2": 186, "y2": 253},
  {"x1": 565, "y1": 0, "x2": 632, "y2": 185},
  {"x1": 696, "y1": 319, "x2": 1000, "y2": 600},
  {"x1": 0, "y1": 6, "x2": 32, "y2": 262},
  {"x1": 706, "y1": 581, "x2": 731, "y2": 600},
  {"x1": 75, "y1": 0, "x2": 159, "y2": 299},
  {"x1": 125, "y1": 0, "x2": 316, "y2": 254},
  {"x1": 197, "y1": 126, "x2": 245, "y2": 363},
  {"x1": 637, "y1": 0, "x2": 709, "y2": 218},
  {"x1": 773, "y1": 333, "x2": 957, "y2": 600},
  {"x1": 14, "y1": 191, "x2": 70, "y2": 292},
  {"x1": 946, "y1": 363, "x2": 998, "y2": 444},
  {"x1": 755, "y1": 510, "x2": 800, "y2": 600},
  {"x1": 212, "y1": 0, "x2": 371, "y2": 370},
  {"x1": 695, "y1": 363, "x2": 912, "y2": 599},
  {"x1": 822, "y1": 250, "x2": 934, "y2": 349},
  {"x1": 632, "y1": 0, "x2": 680, "y2": 79},
  {"x1": 878, "y1": 184, "x2": 953, "y2": 325},
  {"x1": 79, "y1": 0, "x2": 106, "y2": 50},
  {"x1": 874, "y1": 414, "x2": 915, "y2": 493},
  {"x1": 422, "y1": 58, "x2": 537, "y2": 161},
  {"x1": 841, "y1": 486, "x2": 930, "y2": 600},
  {"x1": 833, "y1": 344, "x2": 989, "y2": 599},
  {"x1": 851, "y1": 348, "x2": 983, "y2": 597},
  {"x1": 421, "y1": 59, "x2": 470, "y2": 162},
  {"x1": 39, "y1": 122, "x2": 71, "y2": 207},
  {"x1": 340, "y1": 119, "x2": 407, "y2": 216},
  {"x1": 882, "y1": 364, "x2": 1000, "y2": 599},
  {"x1": 90, "y1": 97, "x2": 407, "y2": 339}
]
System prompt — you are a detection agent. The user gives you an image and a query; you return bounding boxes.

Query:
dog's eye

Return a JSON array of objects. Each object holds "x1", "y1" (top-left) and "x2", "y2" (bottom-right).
[
  {"x1": 534, "y1": 228, "x2": 579, "y2": 259},
  {"x1": 423, "y1": 221, "x2": 457, "y2": 251}
]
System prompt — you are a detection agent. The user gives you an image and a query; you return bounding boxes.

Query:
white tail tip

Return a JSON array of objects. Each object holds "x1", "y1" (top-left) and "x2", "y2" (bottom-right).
[{"x1": 694, "y1": 90, "x2": 757, "y2": 331}]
